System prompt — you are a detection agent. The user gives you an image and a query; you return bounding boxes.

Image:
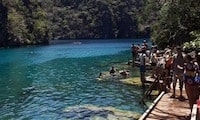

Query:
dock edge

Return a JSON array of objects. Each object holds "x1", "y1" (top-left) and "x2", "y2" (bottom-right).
[{"x1": 139, "y1": 91, "x2": 165, "y2": 120}]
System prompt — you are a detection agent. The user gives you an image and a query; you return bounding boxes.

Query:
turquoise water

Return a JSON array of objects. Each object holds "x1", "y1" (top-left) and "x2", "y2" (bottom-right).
[{"x1": 0, "y1": 39, "x2": 146, "y2": 119}]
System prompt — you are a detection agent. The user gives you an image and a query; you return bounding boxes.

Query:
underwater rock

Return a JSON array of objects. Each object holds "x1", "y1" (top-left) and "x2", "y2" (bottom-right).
[{"x1": 63, "y1": 104, "x2": 141, "y2": 119}]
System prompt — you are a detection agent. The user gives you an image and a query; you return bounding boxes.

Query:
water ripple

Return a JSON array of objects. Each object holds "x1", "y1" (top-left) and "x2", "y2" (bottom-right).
[{"x1": 0, "y1": 40, "x2": 147, "y2": 119}]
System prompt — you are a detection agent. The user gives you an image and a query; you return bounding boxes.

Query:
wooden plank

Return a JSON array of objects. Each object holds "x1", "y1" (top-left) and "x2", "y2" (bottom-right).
[
  {"x1": 145, "y1": 83, "x2": 191, "y2": 120},
  {"x1": 139, "y1": 91, "x2": 165, "y2": 120}
]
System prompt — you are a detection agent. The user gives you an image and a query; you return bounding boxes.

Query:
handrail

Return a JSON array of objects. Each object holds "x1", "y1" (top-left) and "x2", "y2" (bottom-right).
[
  {"x1": 191, "y1": 104, "x2": 198, "y2": 120},
  {"x1": 139, "y1": 91, "x2": 165, "y2": 120}
]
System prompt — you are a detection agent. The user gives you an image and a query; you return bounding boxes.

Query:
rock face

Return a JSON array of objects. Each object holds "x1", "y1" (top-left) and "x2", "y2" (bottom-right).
[
  {"x1": 0, "y1": 0, "x2": 150, "y2": 47},
  {"x1": 52, "y1": 0, "x2": 149, "y2": 40},
  {"x1": 0, "y1": 2, "x2": 8, "y2": 47}
]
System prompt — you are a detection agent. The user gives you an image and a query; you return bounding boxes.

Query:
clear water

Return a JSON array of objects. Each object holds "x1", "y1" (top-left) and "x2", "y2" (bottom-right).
[{"x1": 0, "y1": 39, "x2": 147, "y2": 119}]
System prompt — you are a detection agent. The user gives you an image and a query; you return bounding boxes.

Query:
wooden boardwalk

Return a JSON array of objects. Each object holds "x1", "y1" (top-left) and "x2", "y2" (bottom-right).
[{"x1": 140, "y1": 82, "x2": 191, "y2": 120}]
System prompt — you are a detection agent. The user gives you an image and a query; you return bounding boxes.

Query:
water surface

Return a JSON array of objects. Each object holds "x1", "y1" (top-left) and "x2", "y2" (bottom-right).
[{"x1": 0, "y1": 39, "x2": 146, "y2": 119}]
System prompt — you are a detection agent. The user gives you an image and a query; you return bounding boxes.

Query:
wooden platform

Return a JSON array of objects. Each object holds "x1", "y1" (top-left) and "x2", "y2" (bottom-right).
[{"x1": 140, "y1": 82, "x2": 191, "y2": 120}]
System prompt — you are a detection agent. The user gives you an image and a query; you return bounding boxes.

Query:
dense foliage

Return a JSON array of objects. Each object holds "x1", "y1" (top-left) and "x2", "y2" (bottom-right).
[
  {"x1": 183, "y1": 30, "x2": 200, "y2": 50},
  {"x1": 139, "y1": 0, "x2": 200, "y2": 48},
  {"x1": 0, "y1": 0, "x2": 149, "y2": 47},
  {"x1": 0, "y1": 0, "x2": 199, "y2": 48},
  {"x1": 0, "y1": 0, "x2": 53, "y2": 46}
]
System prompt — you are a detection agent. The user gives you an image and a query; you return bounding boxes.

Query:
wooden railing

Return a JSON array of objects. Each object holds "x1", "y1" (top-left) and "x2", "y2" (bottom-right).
[
  {"x1": 139, "y1": 91, "x2": 165, "y2": 120},
  {"x1": 191, "y1": 96, "x2": 200, "y2": 120},
  {"x1": 191, "y1": 104, "x2": 198, "y2": 120}
]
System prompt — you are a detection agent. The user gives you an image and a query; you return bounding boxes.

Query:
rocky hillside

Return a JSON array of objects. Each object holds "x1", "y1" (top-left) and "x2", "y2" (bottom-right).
[{"x1": 0, "y1": 0, "x2": 149, "y2": 47}]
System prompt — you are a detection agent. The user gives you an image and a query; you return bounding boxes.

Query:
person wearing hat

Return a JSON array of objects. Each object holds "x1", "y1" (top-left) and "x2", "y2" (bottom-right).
[{"x1": 171, "y1": 46, "x2": 186, "y2": 99}]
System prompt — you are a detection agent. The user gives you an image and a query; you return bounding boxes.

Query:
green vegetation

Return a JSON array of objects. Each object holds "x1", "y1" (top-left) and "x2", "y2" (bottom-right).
[
  {"x1": 0, "y1": 0, "x2": 147, "y2": 47},
  {"x1": 0, "y1": 0, "x2": 52, "y2": 46},
  {"x1": 139, "y1": 0, "x2": 200, "y2": 49},
  {"x1": 183, "y1": 31, "x2": 200, "y2": 50},
  {"x1": 0, "y1": 0, "x2": 199, "y2": 48}
]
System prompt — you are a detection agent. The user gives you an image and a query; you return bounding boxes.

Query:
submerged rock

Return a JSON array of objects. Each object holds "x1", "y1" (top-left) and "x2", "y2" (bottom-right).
[{"x1": 63, "y1": 104, "x2": 141, "y2": 120}]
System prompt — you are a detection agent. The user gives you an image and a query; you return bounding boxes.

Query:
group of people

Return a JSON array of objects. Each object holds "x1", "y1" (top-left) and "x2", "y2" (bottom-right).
[
  {"x1": 109, "y1": 66, "x2": 129, "y2": 78},
  {"x1": 132, "y1": 40, "x2": 200, "y2": 112},
  {"x1": 131, "y1": 40, "x2": 149, "y2": 66},
  {"x1": 164, "y1": 46, "x2": 200, "y2": 112},
  {"x1": 102, "y1": 40, "x2": 200, "y2": 113},
  {"x1": 131, "y1": 40, "x2": 153, "y2": 87}
]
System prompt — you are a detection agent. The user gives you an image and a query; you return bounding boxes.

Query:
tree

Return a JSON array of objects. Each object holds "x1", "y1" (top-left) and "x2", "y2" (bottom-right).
[{"x1": 140, "y1": 0, "x2": 200, "y2": 48}]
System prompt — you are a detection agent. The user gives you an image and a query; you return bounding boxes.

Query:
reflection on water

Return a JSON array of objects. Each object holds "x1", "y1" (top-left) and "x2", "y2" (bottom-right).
[{"x1": 0, "y1": 39, "x2": 146, "y2": 119}]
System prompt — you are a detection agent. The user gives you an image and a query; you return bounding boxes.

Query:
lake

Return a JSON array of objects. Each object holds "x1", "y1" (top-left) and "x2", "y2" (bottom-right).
[{"x1": 0, "y1": 39, "x2": 148, "y2": 119}]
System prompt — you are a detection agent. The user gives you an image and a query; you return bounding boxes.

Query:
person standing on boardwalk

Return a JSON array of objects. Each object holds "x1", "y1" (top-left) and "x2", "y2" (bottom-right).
[
  {"x1": 184, "y1": 54, "x2": 200, "y2": 111},
  {"x1": 131, "y1": 43, "x2": 137, "y2": 66},
  {"x1": 140, "y1": 47, "x2": 146, "y2": 88},
  {"x1": 150, "y1": 53, "x2": 157, "y2": 78},
  {"x1": 143, "y1": 39, "x2": 148, "y2": 50},
  {"x1": 164, "y1": 49, "x2": 173, "y2": 89},
  {"x1": 136, "y1": 44, "x2": 141, "y2": 59},
  {"x1": 150, "y1": 42, "x2": 157, "y2": 56},
  {"x1": 171, "y1": 46, "x2": 185, "y2": 99}
]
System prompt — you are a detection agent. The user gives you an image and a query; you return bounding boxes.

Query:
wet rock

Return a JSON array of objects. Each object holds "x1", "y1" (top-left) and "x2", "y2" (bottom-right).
[
  {"x1": 94, "y1": 110, "x2": 112, "y2": 117},
  {"x1": 89, "y1": 115, "x2": 107, "y2": 120},
  {"x1": 81, "y1": 110, "x2": 92, "y2": 118},
  {"x1": 107, "y1": 114, "x2": 134, "y2": 120},
  {"x1": 61, "y1": 111, "x2": 76, "y2": 118},
  {"x1": 107, "y1": 114, "x2": 119, "y2": 120},
  {"x1": 63, "y1": 104, "x2": 141, "y2": 119}
]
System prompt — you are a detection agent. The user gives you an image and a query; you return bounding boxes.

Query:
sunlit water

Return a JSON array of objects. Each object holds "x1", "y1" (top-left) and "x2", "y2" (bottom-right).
[{"x1": 0, "y1": 39, "x2": 147, "y2": 119}]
